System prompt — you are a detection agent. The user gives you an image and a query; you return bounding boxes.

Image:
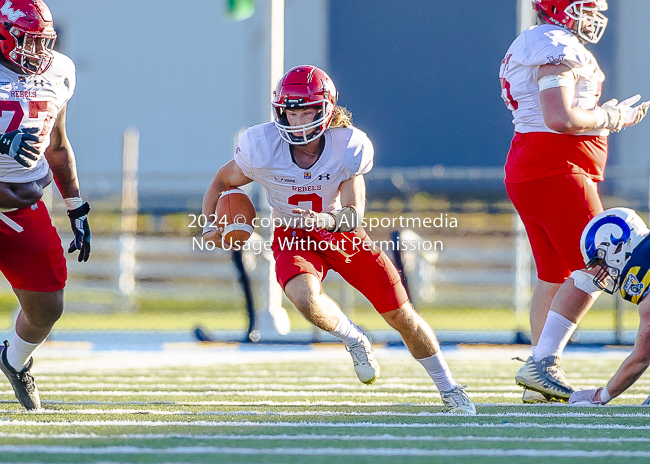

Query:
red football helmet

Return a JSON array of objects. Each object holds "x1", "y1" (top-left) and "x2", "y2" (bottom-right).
[
  {"x1": 532, "y1": 0, "x2": 608, "y2": 44},
  {"x1": 0, "y1": 0, "x2": 56, "y2": 74},
  {"x1": 272, "y1": 65, "x2": 337, "y2": 145}
]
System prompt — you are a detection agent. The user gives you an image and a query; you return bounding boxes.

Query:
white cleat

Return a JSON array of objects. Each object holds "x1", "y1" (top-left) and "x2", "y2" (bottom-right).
[
  {"x1": 522, "y1": 388, "x2": 551, "y2": 404},
  {"x1": 345, "y1": 334, "x2": 380, "y2": 385},
  {"x1": 514, "y1": 355, "x2": 574, "y2": 402},
  {"x1": 440, "y1": 385, "x2": 477, "y2": 414}
]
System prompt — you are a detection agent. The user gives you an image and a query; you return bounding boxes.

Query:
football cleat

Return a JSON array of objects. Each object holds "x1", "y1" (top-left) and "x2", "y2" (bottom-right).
[
  {"x1": 0, "y1": 340, "x2": 41, "y2": 411},
  {"x1": 642, "y1": 394, "x2": 650, "y2": 406},
  {"x1": 515, "y1": 355, "x2": 574, "y2": 402},
  {"x1": 522, "y1": 388, "x2": 551, "y2": 404},
  {"x1": 440, "y1": 385, "x2": 477, "y2": 414},
  {"x1": 344, "y1": 334, "x2": 380, "y2": 385}
]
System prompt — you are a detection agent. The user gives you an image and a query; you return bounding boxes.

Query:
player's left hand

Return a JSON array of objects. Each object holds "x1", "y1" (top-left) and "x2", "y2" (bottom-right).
[
  {"x1": 568, "y1": 388, "x2": 607, "y2": 406},
  {"x1": 291, "y1": 208, "x2": 334, "y2": 231},
  {"x1": 0, "y1": 128, "x2": 40, "y2": 168},
  {"x1": 67, "y1": 201, "x2": 91, "y2": 262},
  {"x1": 618, "y1": 95, "x2": 650, "y2": 128}
]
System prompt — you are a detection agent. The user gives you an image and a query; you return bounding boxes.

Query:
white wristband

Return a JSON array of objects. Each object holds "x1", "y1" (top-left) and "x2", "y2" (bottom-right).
[
  {"x1": 600, "y1": 386, "x2": 612, "y2": 403},
  {"x1": 64, "y1": 197, "x2": 84, "y2": 210}
]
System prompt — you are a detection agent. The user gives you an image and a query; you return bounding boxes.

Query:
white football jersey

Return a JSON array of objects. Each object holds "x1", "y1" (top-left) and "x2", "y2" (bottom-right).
[
  {"x1": 499, "y1": 24, "x2": 605, "y2": 136},
  {"x1": 234, "y1": 122, "x2": 373, "y2": 222},
  {"x1": 0, "y1": 50, "x2": 76, "y2": 183}
]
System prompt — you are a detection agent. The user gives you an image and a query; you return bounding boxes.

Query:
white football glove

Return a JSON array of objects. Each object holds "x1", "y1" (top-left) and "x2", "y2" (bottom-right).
[
  {"x1": 568, "y1": 388, "x2": 608, "y2": 406},
  {"x1": 598, "y1": 95, "x2": 650, "y2": 132}
]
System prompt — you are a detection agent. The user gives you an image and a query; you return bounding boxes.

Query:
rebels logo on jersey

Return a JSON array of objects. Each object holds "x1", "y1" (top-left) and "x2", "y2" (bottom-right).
[
  {"x1": 234, "y1": 122, "x2": 373, "y2": 222},
  {"x1": 0, "y1": 50, "x2": 76, "y2": 183}
]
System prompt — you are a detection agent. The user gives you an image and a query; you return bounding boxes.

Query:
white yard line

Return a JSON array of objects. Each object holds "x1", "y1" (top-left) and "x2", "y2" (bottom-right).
[
  {"x1": 19, "y1": 399, "x2": 647, "y2": 407},
  {"x1": 1, "y1": 445, "x2": 650, "y2": 458},
  {"x1": 3, "y1": 420, "x2": 650, "y2": 431},
  {"x1": 4, "y1": 408, "x2": 650, "y2": 419},
  {"x1": 3, "y1": 389, "x2": 524, "y2": 398},
  {"x1": 35, "y1": 377, "x2": 631, "y2": 387},
  {"x1": 4, "y1": 389, "x2": 645, "y2": 401},
  {"x1": 2, "y1": 432, "x2": 650, "y2": 444}
]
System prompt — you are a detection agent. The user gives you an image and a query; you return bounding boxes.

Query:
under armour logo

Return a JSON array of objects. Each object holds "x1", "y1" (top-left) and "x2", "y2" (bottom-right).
[
  {"x1": 317, "y1": 174, "x2": 330, "y2": 180},
  {"x1": 1, "y1": 1, "x2": 26, "y2": 22},
  {"x1": 33, "y1": 79, "x2": 45, "y2": 86}
]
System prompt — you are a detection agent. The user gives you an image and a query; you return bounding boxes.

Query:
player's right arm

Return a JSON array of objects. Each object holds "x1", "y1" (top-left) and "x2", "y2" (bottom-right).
[
  {"x1": 537, "y1": 64, "x2": 603, "y2": 134},
  {"x1": 570, "y1": 296, "x2": 650, "y2": 405},
  {"x1": 538, "y1": 64, "x2": 649, "y2": 134},
  {"x1": 603, "y1": 297, "x2": 650, "y2": 399},
  {"x1": 201, "y1": 160, "x2": 252, "y2": 247}
]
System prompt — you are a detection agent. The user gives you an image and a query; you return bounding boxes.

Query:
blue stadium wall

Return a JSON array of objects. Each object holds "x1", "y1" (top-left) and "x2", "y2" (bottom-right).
[{"x1": 327, "y1": 0, "x2": 618, "y2": 170}]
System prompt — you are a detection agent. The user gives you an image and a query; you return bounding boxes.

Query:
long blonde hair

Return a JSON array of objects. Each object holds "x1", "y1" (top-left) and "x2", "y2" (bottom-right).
[{"x1": 330, "y1": 105, "x2": 353, "y2": 128}]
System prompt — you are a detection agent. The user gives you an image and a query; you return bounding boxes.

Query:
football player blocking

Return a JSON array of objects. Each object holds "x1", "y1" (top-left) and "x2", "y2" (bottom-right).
[
  {"x1": 567, "y1": 209, "x2": 650, "y2": 406},
  {"x1": 0, "y1": 0, "x2": 91, "y2": 411},
  {"x1": 500, "y1": 0, "x2": 650, "y2": 403},
  {"x1": 202, "y1": 65, "x2": 475, "y2": 414}
]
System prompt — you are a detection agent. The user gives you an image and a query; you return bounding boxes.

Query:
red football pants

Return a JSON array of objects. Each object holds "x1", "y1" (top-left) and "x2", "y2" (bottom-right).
[
  {"x1": 0, "y1": 201, "x2": 67, "y2": 292},
  {"x1": 506, "y1": 174, "x2": 603, "y2": 283},
  {"x1": 272, "y1": 227, "x2": 409, "y2": 313}
]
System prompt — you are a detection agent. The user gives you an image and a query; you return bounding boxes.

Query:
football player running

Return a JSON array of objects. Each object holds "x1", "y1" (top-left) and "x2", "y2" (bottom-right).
[
  {"x1": 499, "y1": 0, "x2": 649, "y2": 403},
  {"x1": 568, "y1": 209, "x2": 650, "y2": 406},
  {"x1": 202, "y1": 65, "x2": 475, "y2": 414},
  {"x1": 0, "y1": 0, "x2": 91, "y2": 411}
]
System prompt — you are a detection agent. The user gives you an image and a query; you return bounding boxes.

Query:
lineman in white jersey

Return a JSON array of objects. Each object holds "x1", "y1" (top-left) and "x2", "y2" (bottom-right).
[
  {"x1": 0, "y1": 0, "x2": 91, "y2": 411},
  {"x1": 502, "y1": 21, "x2": 606, "y2": 136},
  {"x1": 203, "y1": 65, "x2": 476, "y2": 414},
  {"x1": 499, "y1": 0, "x2": 649, "y2": 404}
]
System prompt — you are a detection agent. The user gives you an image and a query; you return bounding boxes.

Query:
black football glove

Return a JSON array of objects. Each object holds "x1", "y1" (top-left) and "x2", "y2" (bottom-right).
[
  {"x1": 67, "y1": 202, "x2": 91, "y2": 262},
  {"x1": 0, "y1": 128, "x2": 40, "y2": 168}
]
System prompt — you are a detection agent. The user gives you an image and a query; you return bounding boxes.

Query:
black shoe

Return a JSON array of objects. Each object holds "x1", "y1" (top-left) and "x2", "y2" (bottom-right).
[{"x1": 0, "y1": 340, "x2": 41, "y2": 410}]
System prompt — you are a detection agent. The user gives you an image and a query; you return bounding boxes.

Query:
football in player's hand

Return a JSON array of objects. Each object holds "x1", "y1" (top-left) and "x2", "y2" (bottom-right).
[{"x1": 216, "y1": 189, "x2": 255, "y2": 248}]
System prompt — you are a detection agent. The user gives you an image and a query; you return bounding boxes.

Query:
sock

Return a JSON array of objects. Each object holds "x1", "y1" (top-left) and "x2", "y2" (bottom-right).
[
  {"x1": 416, "y1": 351, "x2": 459, "y2": 392},
  {"x1": 329, "y1": 315, "x2": 364, "y2": 345},
  {"x1": 531, "y1": 345, "x2": 537, "y2": 360},
  {"x1": 533, "y1": 311, "x2": 577, "y2": 362},
  {"x1": 6, "y1": 334, "x2": 43, "y2": 371}
]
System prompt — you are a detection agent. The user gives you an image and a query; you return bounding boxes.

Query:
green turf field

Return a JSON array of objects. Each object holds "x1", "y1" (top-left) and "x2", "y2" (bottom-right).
[{"x1": 1, "y1": 345, "x2": 650, "y2": 463}]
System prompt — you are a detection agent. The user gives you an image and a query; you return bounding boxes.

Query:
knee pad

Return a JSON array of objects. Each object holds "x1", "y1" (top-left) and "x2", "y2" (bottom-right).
[{"x1": 570, "y1": 270, "x2": 603, "y2": 299}]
